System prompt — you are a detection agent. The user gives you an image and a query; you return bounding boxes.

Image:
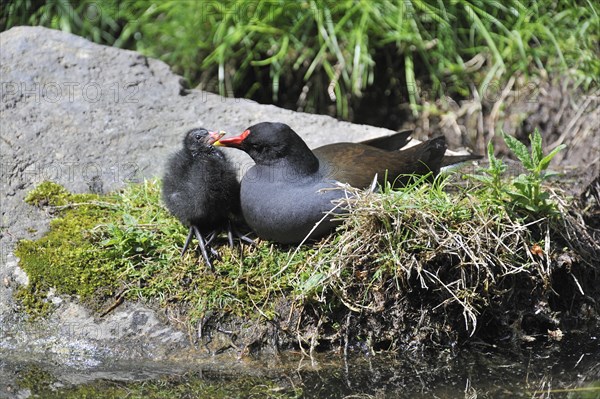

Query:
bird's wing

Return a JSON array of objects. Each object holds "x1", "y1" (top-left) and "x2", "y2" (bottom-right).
[
  {"x1": 314, "y1": 138, "x2": 448, "y2": 189},
  {"x1": 358, "y1": 129, "x2": 413, "y2": 151}
]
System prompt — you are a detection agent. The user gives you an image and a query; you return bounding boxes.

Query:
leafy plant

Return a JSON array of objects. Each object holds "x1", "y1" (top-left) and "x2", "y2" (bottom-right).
[
  {"x1": 502, "y1": 129, "x2": 566, "y2": 215},
  {"x1": 471, "y1": 129, "x2": 566, "y2": 217}
]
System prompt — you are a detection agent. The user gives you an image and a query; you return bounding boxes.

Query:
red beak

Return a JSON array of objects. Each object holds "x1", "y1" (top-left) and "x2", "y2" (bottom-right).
[{"x1": 214, "y1": 129, "x2": 250, "y2": 148}]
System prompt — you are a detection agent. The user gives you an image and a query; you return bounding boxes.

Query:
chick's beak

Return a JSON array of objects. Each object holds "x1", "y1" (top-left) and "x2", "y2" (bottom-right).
[{"x1": 207, "y1": 131, "x2": 226, "y2": 145}]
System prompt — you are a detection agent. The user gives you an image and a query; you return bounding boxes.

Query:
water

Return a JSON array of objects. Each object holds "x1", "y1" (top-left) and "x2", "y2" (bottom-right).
[{"x1": 2, "y1": 333, "x2": 599, "y2": 398}]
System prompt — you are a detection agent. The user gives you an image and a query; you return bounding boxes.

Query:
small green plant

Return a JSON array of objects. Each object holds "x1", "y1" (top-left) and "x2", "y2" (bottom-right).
[
  {"x1": 502, "y1": 129, "x2": 566, "y2": 215},
  {"x1": 470, "y1": 140, "x2": 507, "y2": 202},
  {"x1": 472, "y1": 129, "x2": 565, "y2": 217}
]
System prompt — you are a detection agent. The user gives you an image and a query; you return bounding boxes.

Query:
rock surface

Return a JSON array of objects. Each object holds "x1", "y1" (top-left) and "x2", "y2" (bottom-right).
[{"x1": 0, "y1": 26, "x2": 402, "y2": 367}]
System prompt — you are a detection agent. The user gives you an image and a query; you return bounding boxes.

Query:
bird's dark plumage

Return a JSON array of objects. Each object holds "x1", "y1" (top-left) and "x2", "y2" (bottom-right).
[
  {"x1": 314, "y1": 135, "x2": 447, "y2": 189},
  {"x1": 162, "y1": 128, "x2": 240, "y2": 268},
  {"x1": 216, "y1": 122, "x2": 479, "y2": 244}
]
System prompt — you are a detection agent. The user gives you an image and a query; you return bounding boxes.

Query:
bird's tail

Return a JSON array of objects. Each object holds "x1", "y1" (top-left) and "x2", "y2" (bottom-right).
[{"x1": 441, "y1": 154, "x2": 483, "y2": 168}]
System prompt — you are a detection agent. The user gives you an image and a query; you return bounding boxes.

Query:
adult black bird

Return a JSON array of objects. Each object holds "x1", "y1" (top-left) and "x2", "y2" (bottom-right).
[
  {"x1": 215, "y1": 122, "x2": 480, "y2": 244},
  {"x1": 162, "y1": 128, "x2": 241, "y2": 269}
]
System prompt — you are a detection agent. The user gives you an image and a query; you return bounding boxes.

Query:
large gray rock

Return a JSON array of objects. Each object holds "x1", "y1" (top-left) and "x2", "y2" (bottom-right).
[{"x1": 0, "y1": 27, "x2": 398, "y2": 368}]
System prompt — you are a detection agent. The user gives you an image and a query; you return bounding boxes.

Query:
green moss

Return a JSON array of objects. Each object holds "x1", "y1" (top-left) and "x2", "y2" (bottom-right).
[
  {"x1": 24, "y1": 180, "x2": 72, "y2": 206},
  {"x1": 16, "y1": 184, "x2": 121, "y2": 316},
  {"x1": 15, "y1": 179, "x2": 313, "y2": 321}
]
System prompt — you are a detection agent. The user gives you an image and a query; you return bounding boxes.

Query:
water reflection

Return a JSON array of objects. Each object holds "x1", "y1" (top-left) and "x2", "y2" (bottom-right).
[{"x1": 2, "y1": 333, "x2": 598, "y2": 398}]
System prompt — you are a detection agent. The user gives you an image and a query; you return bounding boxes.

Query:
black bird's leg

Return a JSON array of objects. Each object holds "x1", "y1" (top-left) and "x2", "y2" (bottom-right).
[
  {"x1": 205, "y1": 230, "x2": 217, "y2": 246},
  {"x1": 239, "y1": 234, "x2": 256, "y2": 246},
  {"x1": 229, "y1": 222, "x2": 256, "y2": 246},
  {"x1": 192, "y1": 225, "x2": 214, "y2": 270},
  {"x1": 226, "y1": 221, "x2": 235, "y2": 248},
  {"x1": 205, "y1": 230, "x2": 221, "y2": 260},
  {"x1": 180, "y1": 227, "x2": 195, "y2": 258}
]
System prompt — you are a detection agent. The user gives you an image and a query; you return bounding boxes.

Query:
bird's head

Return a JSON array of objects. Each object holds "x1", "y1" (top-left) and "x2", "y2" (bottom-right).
[
  {"x1": 214, "y1": 122, "x2": 317, "y2": 171},
  {"x1": 183, "y1": 128, "x2": 225, "y2": 155}
]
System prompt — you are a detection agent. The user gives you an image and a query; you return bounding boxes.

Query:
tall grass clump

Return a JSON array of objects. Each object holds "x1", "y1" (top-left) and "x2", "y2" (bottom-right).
[{"x1": 3, "y1": 1, "x2": 598, "y2": 119}]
